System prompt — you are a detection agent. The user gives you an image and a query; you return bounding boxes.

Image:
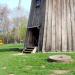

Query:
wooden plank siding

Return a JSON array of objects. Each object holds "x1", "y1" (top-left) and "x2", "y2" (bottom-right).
[
  {"x1": 51, "y1": 0, "x2": 56, "y2": 51},
  {"x1": 28, "y1": 0, "x2": 42, "y2": 28},
  {"x1": 61, "y1": 0, "x2": 67, "y2": 51},
  {"x1": 42, "y1": 0, "x2": 49, "y2": 52},
  {"x1": 66, "y1": 0, "x2": 72, "y2": 51},
  {"x1": 46, "y1": 0, "x2": 53, "y2": 51},
  {"x1": 42, "y1": 0, "x2": 75, "y2": 52},
  {"x1": 26, "y1": 0, "x2": 75, "y2": 52},
  {"x1": 70, "y1": 0, "x2": 75, "y2": 51},
  {"x1": 38, "y1": 0, "x2": 46, "y2": 51}
]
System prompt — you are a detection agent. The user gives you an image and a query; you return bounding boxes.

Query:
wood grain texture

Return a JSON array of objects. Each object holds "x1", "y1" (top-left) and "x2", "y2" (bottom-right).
[
  {"x1": 42, "y1": 0, "x2": 49, "y2": 52},
  {"x1": 55, "y1": 0, "x2": 59, "y2": 51},
  {"x1": 70, "y1": 0, "x2": 75, "y2": 51},
  {"x1": 61, "y1": 0, "x2": 67, "y2": 51},
  {"x1": 58, "y1": 0, "x2": 62, "y2": 51},
  {"x1": 46, "y1": 0, "x2": 52, "y2": 51},
  {"x1": 26, "y1": 0, "x2": 75, "y2": 52},
  {"x1": 51, "y1": 0, "x2": 56, "y2": 51},
  {"x1": 66, "y1": 0, "x2": 72, "y2": 51}
]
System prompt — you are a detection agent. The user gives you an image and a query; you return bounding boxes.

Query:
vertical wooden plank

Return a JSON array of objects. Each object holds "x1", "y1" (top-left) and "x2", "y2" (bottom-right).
[
  {"x1": 28, "y1": 31, "x2": 33, "y2": 47},
  {"x1": 55, "y1": 0, "x2": 62, "y2": 51},
  {"x1": 25, "y1": 29, "x2": 29, "y2": 47},
  {"x1": 28, "y1": 0, "x2": 34, "y2": 27},
  {"x1": 42, "y1": 0, "x2": 49, "y2": 52},
  {"x1": 61, "y1": 0, "x2": 67, "y2": 51},
  {"x1": 39, "y1": 0, "x2": 46, "y2": 51},
  {"x1": 28, "y1": 0, "x2": 36, "y2": 28},
  {"x1": 51, "y1": 0, "x2": 56, "y2": 51},
  {"x1": 36, "y1": 7, "x2": 41, "y2": 27},
  {"x1": 37, "y1": 8, "x2": 40, "y2": 27},
  {"x1": 73, "y1": 0, "x2": 75, "y2": 51},
  {"x1": 32, "y1": 6, "x2": 36, "y2": 27},
  {"x1": 55, "y1": 0, "x2": 59, "y2": 51},
  {"x1": 58, "y1": 0, "x2": 62, "y2": 51},
  {"x1": 70, "y1": 0, "x2": 75, "y2": 51},
  {"x1": 46, "y1": 0, "x2": 52, "y2": 51},
  {"x1": 66, "y1": 0, "x2": 72, "y2": 51}
]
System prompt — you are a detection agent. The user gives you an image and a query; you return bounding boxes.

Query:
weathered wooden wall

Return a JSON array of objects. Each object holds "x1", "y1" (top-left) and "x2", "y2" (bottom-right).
[
  {"x1": 26, "y1": 0, "x2": 75, "y2": 52},
  {"x1": 28, "y1": 0, "x2": 42, "y2": 28},
  {"x1": 43, "y1": 0, "x2": 75, "y2": 52},
  {"x1": 26, "y1": 0, "x2": 45, "y2": 50}
]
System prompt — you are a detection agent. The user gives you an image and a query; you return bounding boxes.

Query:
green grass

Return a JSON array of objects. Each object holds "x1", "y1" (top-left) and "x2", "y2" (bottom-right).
[
  {"x1": 0, "y1": 43, "x2": 24, "y2": 49},
  {"x1": 0, "y1": 44, "x2": 75, "y2": 75}
]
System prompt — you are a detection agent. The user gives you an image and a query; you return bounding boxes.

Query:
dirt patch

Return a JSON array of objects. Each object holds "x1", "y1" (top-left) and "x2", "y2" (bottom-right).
[
  {"x1": 2, "y1": 66, "x2": 7, "y2": 70},
  {"x1": 26, "y1": 66, "x2": 33, "y2": 70},
  {"x1": 41, "y1": 65, "x2": 46, "y2": 68},
  {"x1": 9, "y1": 74, "x2": 14, "y2": 75},
  {"x1": 12, "y1": 53, "x2": 24, "y2": 56},
  {"x1": 50, "y1": 70, "x2": 70, "y2": 75}
]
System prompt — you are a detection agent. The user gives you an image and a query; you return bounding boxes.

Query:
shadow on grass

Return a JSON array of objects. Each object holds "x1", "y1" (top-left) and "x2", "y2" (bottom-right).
[{"x1": 0, "y1": 48, "x2": 23, "y2": 52}]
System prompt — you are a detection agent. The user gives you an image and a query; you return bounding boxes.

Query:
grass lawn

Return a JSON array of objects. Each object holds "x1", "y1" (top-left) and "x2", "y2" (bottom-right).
[
  {"x1": 0, "y1": 43, "x2": 24, "y2": 49},
  {"x1": 0, "y1": 44, "x2": 75, "y2": 75}
]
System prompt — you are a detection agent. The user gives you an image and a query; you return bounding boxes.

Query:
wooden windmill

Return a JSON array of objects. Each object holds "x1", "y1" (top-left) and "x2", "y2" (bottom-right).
[{"x1": 25, "y1": 0, "x2": 75, "y2": 52}]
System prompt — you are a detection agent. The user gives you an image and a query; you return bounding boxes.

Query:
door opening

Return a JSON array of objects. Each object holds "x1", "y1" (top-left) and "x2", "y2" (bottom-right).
[{"x1": 29, "y1": 27, "x2": 40, "y2": 47}]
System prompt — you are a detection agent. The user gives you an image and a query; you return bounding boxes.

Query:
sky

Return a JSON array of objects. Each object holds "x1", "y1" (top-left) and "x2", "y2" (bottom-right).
[{"x1": 0, "y1": 0, "x2": 31, "y2": 15}]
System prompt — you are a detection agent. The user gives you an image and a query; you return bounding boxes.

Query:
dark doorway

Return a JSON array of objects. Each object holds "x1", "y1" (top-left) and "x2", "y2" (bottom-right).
[{"x1": 29, "y1": 27, "x2": 40, "y2": 47}]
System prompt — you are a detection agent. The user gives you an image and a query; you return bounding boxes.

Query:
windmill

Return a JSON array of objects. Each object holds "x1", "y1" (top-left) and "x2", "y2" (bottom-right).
[{"x1": 24, "y1": 0, "x2": 75, "y2": 52}]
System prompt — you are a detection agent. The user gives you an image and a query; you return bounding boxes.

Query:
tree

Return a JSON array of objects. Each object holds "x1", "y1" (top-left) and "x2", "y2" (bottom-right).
[
  {"x1": 12, "y1": 0, "x2": 28, "y2": 43},
  {"x1": 0, "y1": 5, "x2": 10, "y2": 43},
  {"x1": 13, "y1": 16, "x2": 28, "y2": 43}
]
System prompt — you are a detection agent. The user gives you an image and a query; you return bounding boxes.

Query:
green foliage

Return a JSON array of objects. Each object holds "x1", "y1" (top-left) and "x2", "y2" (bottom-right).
[
  {"x1": 13, "y1": 17, "x2": 28, "y2": 43},
  {"x1": 19, "y1": 18, "x2": 27, "y2": 41}
]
